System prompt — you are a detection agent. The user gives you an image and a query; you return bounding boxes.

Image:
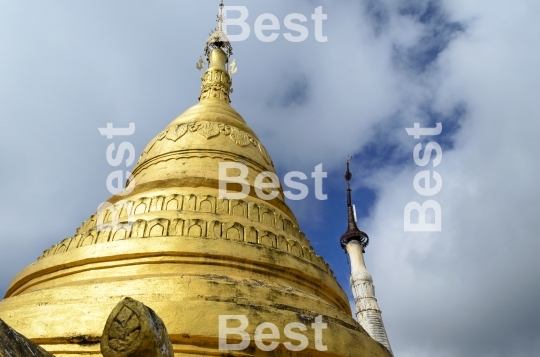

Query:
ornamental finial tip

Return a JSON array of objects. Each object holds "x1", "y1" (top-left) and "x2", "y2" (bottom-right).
[
  {"x1": 217, "y1": 1, "x2": 225, "y2": 31},
  {"x1": 204, "y1": 1, "x2": 232, "y2": 60},
  {"x1": 345, "y1": 156, "x2": 353, "y2": 182}
]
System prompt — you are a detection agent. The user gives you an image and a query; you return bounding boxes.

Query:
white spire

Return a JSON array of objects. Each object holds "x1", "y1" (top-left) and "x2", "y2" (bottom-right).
[
  {"x1": 346, "y1": 241, "x2": 393, "y2": 355},
  {"x1": 340, "y1": 159, "x2": 393, "y2": 355}
]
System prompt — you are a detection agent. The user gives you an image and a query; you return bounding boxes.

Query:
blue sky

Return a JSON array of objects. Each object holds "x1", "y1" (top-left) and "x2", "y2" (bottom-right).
[{"x1": 1, "y1": 1, "x2": 540, "y2": 356}]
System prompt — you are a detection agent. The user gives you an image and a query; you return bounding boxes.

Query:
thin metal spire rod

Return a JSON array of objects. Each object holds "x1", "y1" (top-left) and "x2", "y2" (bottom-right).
[{"x1": 340, "y1": 157, "x2": 369, "y2": 250}]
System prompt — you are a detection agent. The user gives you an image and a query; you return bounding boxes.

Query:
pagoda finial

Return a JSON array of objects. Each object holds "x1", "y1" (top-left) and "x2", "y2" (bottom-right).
[
  {"x1": 198, "y1": 1, "x2": 234, "y2": 103},
  {"x1": 204, "y1": 1, "x2": 233, "y2": 61},
  {"x1": 345, "y1": 156, "x2": 353, "y2": 205},
  {"x1": 217, "y1": 1, "x2": 225, "y2": 31},
  {"x1": 340, "y1": 157, "x2": 369, "y2": 250}
]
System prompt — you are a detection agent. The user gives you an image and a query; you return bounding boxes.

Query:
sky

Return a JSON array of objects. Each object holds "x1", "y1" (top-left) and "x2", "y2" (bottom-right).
[{"x1": 1, "y1": 0, "x2": 540, "y2": 356}]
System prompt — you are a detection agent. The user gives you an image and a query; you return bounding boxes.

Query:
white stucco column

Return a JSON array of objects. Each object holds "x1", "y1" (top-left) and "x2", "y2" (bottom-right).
[{"x1": 346, "y1": 240, "x2": 393, "y2": 355}]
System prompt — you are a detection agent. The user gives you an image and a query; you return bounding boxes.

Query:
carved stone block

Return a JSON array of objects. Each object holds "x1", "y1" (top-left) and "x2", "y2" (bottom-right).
[{"x1": 100, "y1": 297, "x2": 173, "y2": 357}]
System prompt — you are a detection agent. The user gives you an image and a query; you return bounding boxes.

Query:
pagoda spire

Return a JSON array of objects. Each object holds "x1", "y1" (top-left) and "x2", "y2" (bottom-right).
[
  {"x1": 340, "y1": 158, "x2": 393, "y2": 355},
  {"x1": 197, "y1": 1, "x2": 235, "y2": 103}
]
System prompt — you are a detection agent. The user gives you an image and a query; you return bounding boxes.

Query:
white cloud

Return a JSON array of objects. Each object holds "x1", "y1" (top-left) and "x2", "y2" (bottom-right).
[{"x1": 360, "y1": 1, "x2": 540, "y2": 355}]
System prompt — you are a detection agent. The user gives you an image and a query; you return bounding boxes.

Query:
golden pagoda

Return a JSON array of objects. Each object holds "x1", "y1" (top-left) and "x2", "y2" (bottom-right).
[{"x1": 0, "y1": 3, "x2": 392, "y2": 356}]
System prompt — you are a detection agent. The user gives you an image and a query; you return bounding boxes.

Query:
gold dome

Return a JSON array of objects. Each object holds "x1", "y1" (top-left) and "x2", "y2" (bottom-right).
[{"x1": 0, "y1": 45, "x2": 391, "y2": 357}]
